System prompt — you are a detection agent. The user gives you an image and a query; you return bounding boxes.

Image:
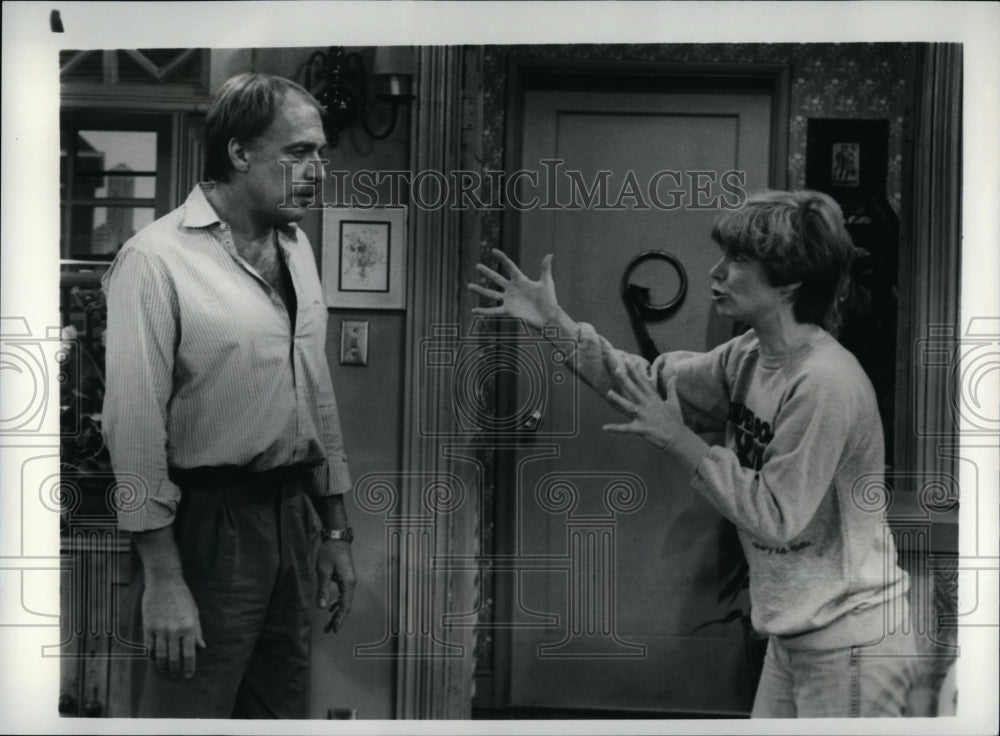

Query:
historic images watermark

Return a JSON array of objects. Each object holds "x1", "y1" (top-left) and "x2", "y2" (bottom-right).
[
  {"x1": 417, "y1": 319, "x2": 579, "y2": 439},
  {"x1": 282, "y1": 159, "x2": 749, "y2": 211},
  {"x1": 4, "y1": 307, "x2": 995, "y2": 678},
  {"x1": 351, "y1": 318, "x2": 646, "y2": 661}
]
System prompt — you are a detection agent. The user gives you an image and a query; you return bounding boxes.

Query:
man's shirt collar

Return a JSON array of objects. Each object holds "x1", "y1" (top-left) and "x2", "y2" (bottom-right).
[
  {"x1": 182, "y1": 183, "x2": 223, "y2": 229},
  {"x1": 181, "y1": 183, "x2": 300, "y2": 238}
]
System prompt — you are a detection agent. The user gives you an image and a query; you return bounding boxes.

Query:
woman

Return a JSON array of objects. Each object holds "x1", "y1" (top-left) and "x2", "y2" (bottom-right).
[{"x1": 468, "y1": 190, "x2": 916, "y2": 717}]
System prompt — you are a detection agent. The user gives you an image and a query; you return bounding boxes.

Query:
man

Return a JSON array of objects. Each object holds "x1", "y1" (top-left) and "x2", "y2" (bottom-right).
[{"x1": 102, "y1": 72, "x2": 356, "y2": 718}]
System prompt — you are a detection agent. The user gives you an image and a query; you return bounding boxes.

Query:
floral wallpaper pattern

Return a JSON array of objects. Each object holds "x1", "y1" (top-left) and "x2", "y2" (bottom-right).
[{"x1": 480, "y1": 43, "x2": 912, "y2": 221}]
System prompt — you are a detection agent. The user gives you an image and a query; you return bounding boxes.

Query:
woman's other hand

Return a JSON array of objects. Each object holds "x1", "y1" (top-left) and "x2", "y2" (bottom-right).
[{"x1": 603, "y1": 366, "x2": 687, "y2": 450}]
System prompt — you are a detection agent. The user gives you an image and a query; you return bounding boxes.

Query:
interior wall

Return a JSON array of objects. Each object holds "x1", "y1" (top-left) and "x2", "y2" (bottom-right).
[{"x1": 221, "y1": 46, "x2": 410, "y2": 720}]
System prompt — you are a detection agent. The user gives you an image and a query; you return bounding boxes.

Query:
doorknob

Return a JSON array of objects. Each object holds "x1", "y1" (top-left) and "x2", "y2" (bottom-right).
[{"x1": 521, "y1": 408, "x2": 543, "y2": 431}]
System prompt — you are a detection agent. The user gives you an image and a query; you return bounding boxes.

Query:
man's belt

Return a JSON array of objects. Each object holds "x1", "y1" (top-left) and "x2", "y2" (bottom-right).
[{"x1": 169, "y1": 464, "x2": 305, "y2": 490}]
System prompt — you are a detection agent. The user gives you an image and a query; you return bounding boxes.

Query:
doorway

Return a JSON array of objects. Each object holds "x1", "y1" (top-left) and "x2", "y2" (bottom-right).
[{"x1": 478, "y1": 62, "x2": 789, "y2": 717}]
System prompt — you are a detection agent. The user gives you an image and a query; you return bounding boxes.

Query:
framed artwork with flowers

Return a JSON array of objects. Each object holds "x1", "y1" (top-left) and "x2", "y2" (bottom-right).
[{"x1": 322, "y1": 206, "x2": 408, "y2": 309}]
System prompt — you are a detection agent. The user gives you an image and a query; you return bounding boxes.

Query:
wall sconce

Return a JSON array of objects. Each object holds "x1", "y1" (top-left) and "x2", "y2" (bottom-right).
[{"x1": 303, "y1": 46, "x2": 415, "y2": 146}]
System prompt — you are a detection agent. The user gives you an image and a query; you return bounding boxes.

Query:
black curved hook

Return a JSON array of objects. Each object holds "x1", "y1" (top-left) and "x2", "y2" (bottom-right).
[
  {"x1": 620, "y1": 250, "x2": 688, "y2": 319},
  {"x1": 620, "y1": 251, "x2": 688, "y2": 361}
]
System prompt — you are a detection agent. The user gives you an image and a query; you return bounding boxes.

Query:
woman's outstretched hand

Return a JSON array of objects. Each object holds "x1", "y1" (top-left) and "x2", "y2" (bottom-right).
[
  {"x1": 603, "y1": 364, "x2": 687, "y2": 451},
  {"x1": 469, "y1": 249, "x2": 560, "y2": 331}
]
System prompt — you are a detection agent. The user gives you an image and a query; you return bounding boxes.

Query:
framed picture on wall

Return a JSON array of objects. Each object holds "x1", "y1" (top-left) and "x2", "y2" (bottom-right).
[
  {"x1": 806, "y1": 118, "x2": 889, "y2": 201},
  {"x1": 322, "y1": 206, "x2": 407, "y2": 309}
]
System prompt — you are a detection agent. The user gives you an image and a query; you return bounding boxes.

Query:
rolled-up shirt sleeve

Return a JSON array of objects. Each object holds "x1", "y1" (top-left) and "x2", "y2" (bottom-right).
[
  {"x1": 307, "y1": 386, "x2": 353, "y2": 497},
  {"x1": 101, "y1": 247, "x2": 182, "y2": 531}
]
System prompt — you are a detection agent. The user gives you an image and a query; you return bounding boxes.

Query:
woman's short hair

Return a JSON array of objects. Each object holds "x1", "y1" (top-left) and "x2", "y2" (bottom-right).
[
  {"x1": 204, "y1": 73, "x2": 324, "y2": 183},
  {"x1": 711, "y1": 190, "x2": 855, "y2": 332}
]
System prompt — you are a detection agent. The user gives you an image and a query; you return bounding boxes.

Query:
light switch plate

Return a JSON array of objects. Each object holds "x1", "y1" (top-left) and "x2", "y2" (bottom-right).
[{"x1": 339, "y1": 320, "x2": 369, "y2": 365}]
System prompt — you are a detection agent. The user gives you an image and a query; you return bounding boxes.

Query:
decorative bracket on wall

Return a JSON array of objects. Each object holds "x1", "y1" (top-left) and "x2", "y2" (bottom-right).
[
  {"x1": 302, "y1": 46, "x2": 415, "y2": 147},
  {"x1": 620, "y1": 250, "x2": 687, "y2": 361}
]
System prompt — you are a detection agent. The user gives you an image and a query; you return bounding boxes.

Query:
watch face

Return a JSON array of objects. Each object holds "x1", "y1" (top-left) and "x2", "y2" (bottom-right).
[{"x1": 324, "y1": 527, "x2": 354, "y2": 543}]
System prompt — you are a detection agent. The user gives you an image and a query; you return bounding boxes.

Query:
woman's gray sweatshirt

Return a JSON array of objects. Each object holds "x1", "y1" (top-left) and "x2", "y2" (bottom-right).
[{"x1": 570, "y1": 323, "x2": 909, "y2": 650}]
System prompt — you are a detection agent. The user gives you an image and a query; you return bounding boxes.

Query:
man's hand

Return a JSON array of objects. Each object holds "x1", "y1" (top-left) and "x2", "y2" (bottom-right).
[
  {"x1": 141, "y1": 574, "x2": 205, "y2": 679},
  {"x1": 316, "y1": 540, "x2": 356, "y2": 633},
  {"x1": 469, "y1": 249, "x2": 561, "y2": 330}
]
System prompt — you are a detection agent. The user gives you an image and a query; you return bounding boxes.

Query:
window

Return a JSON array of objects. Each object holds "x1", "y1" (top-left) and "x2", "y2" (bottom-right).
[
  {"x1": 60, "y1": 49, "x2": 206, "y2": 88},
  {"x1": 60, "y1": 113, "x2": 173, "y2": 261}
]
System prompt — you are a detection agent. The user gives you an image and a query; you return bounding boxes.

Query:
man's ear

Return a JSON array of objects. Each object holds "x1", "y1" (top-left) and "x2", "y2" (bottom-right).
[{"x1": 228, "y1": 137, "x2": 252, "y2": 174}]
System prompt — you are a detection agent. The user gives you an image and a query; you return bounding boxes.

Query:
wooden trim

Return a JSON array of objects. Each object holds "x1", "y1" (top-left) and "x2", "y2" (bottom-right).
[
  {"x1": 396, "y1": 45, "x2": 479, "y2": 719},
  {"x1": 172, "y1": 113, "x2": 205, "y2": 209},
  {"x1": 60, "y1": 50, "x2": 94, "y2": 77},
  {"x1": 158, "y1": 49, "x2": 203, "y2": 83},
  {"x1": 118, "y1": 49, "x2": 204, "y2": 85},
  {"x1": 103, "y1": 50, "x2": 118, "y2": 85},
  {"x1": 501, "y1": 58, "x2": 792, "y2": 257},
  {"x1": 769, "y1": 64, "x2": 791, "y2": 189},
  {"x1": 122, "y1": 50, "x2": 162, "y2": 81},
  {"x1": 61, "y1": 87, "x2": 213, "y2": 113},
  {"x1": 63, "y1": 198, "x2": 156, "y2": 208},
  {"x1": 892, "y1": 44, "x2": 962, "y2": 548},
  {"x1": 61, "y1": 49, "x2": 210, "y2": 106}
]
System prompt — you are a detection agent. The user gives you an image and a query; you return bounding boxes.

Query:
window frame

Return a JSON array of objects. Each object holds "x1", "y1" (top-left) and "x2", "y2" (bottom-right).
[{"x1": 60, "y1": 111, "x2": 175, "y2": 262}]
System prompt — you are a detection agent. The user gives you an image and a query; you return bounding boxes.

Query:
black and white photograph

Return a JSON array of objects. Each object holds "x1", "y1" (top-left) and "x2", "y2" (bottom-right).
[{"x1": 1, "y1": 2, "x2": 997, "y2": 734}]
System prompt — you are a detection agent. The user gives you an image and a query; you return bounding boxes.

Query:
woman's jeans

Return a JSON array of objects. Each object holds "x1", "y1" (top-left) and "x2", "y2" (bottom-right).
[{"x1": 751, "y1": 628, "x2": 918, "y2": 717}]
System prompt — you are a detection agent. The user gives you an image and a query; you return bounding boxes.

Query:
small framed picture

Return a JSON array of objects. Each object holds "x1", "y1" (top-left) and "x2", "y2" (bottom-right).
[
  {"x1": 322, "y1": 207, "x2": 407, "y2": 309},
  {"x1": 831, "y1": 142, "x2": 861, "y2": 187},
  {"x1": 806, "y1": 119, "x2": 889, "y2": 201}
]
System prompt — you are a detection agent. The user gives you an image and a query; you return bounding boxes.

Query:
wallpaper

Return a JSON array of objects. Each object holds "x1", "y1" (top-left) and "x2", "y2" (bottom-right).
[{"x1": 481, "y1": 43, "x2": 912, "y2": 212}]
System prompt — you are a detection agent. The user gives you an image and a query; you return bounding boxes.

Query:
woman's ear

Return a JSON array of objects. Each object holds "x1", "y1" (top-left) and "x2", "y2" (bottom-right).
[
  {"x1": 228, "y1": 137, "x2": 251, "y2": 174},
  {"x1": 778, "y1": 281, "x2": 801, "y2": 304}
]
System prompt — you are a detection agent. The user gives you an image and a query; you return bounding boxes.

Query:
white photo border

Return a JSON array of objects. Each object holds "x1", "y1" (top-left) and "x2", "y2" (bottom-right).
[{"x1": 2, "y1": 2, "x2": 997, "y2": 735}]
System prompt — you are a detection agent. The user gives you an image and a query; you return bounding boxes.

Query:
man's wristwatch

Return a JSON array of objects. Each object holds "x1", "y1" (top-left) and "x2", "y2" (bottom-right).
[{"x1": 320, "y1": 526, "x2": 354, "y2": 544}]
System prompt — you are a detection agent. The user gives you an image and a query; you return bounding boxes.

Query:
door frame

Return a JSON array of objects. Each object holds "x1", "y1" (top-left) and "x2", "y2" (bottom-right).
[
  {"x1": 483, "y1": 58, "x2": 791, "y2": 714},
  {"x1": 501, "y1": 59, "x2": 791, "y2": 261},
  {"x1": 394, "y1": 46, "x2": 481, "y2": 719}
]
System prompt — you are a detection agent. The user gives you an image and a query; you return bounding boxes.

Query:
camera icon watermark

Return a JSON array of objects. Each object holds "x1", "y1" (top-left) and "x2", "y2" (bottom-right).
[
  {"x1": 914, "y1": 317, "x2": 1000, "y2": 437},
  {"x1": 418, "y1": 318, "x2": 579, "y2": 438},
  {"x1": 0, "y1": 317, "x2": 81, "y2": 437}
]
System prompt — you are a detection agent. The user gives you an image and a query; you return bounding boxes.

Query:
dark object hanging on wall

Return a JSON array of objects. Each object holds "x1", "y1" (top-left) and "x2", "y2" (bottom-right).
[
  {"x1": 620, "y1": 251, "x2": 688, "y2": 362},
  {"x1": 838, "y1": 196, "x2": 900, "y2": 464},
  {"x1": 301, "y1": 46, "x2": 415, "y2": 146},
  {"x1": 805, "y1": 118, "x2": 898, "y2": 465},
  {"x1": 806, "y1": 118, "x2": 890, "y2": 201}
]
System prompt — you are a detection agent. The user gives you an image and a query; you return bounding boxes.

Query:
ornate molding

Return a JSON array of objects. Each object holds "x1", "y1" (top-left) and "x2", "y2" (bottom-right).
[
  {"x1": 396, "y1": 46, "x2": 479, "y2": 719},
  {"x1": 894, "y1": 44, "x2": 962, "y2": 516}
]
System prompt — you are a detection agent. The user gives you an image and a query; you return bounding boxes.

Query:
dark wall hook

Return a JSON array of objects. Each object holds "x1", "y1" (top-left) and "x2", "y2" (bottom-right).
[{"x1": 620, "y1": 251, "x2": 688, "y2": 361}]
